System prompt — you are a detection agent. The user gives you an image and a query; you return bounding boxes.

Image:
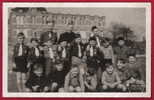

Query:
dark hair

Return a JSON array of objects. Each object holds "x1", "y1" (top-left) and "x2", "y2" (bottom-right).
[
  {"x1": 55, "y1": 59, "x2": 64, "y2": 65},
  {"x1": 127, "y1": 53, "x2": 136, "y2": 58},
  {"x1": 87, "y1": 67, "x2": 95, "y2": 75},
  {"x1": 117, "y1": 58, "x2": 126, "y2": 64},
  {"x1": 75, "y1": 34, "x2": 81, "y2": 39},
  {"x1": 91, "y1": 26, "x2": 98, "y2": 31},
  {"x1": 102, "y1": 37, "x2": 110, "y2": 44},
  {"x1": 17, "y1": 32, "x2": 25, "y2": 38},
  {"x1": 89, "y1": 37, "x2": 96, "y2": 41},
  {"x1": 30, "y1": 38, "x2": 39, "y2": 43},
  {"x1": 117, "y1": 37, "x2": 124, "y2": 41},
  {"x1": 105, "y1": 62, "x2": 113, "y2": 68},
  {"x1": 87, "y1": 58, "x2": 99, "y2": 68}
]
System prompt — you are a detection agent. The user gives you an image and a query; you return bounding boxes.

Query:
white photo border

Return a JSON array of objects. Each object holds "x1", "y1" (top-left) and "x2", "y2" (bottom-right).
[{"x1": 3, "y1": 2, "x2": 151, "y2": 98}]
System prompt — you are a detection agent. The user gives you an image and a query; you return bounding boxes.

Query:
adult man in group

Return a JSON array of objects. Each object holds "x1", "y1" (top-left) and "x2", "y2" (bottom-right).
[
  {"x1": 58, "y1": 24, "x2": 76, "y2": 46},
  {"x1": 40, "y1": 22, "x2": 57, "y2": 45}
]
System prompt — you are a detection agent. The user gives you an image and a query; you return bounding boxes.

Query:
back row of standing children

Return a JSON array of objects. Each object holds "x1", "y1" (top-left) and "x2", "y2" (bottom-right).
[{"x1": 12, "y1": 24, "x2": 145, "y2": 92}]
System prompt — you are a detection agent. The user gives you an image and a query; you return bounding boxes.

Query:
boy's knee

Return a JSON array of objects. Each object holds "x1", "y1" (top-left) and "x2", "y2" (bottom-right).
[
  {"x1": 16, "y1": 73, "x2": 22, "y2": 82},
  {"x1": 76, "y1": 87, "x2": 82, "y2": 92},
  {"x1": 21, "y1": 73, "x2": 27, "y2": 82},
  {"x1": 102, "y1": 85, "x2": 108, "y2": 90},
  {"x1": 52, "y1": 82, "x2": 58, "y2": 88},
  {"x1": 25, "y1": 88, "x2": 32, "y2": 92},
  {"x1": 117, "y1": 84, "x2": 127, "y2": 91},
  {"x1": 44, "y1": 86, "x2": 49, "y2": 92},
  {"x1": 58, "y1": 88, "x2": 65, "y2": 92},
  {"x1": 69, "y1": 86, "x2": 74, "y2": 92}
]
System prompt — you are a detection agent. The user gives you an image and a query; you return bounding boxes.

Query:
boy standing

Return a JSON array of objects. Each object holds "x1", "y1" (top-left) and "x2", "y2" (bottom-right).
[
  {"x1": 43, "y1": 39, "x2": 57, "y2": 76},
  {"x1": 114, "y1": 37, "x2": 129, "y2": 62},
  {"x1": 86, "y1": 37, "x2": 104, "y2": 83},
  {"x1": 27, "y1": 38, "x2": 44, "y2": 75},
  {"x1": 100, "y1": 37, "x2": 115, "y2": 71},
  {"x1": 57, "y1": 39, "x2": 71, "y2": 73},
  {"x1": 12, "y1": 32, "x2": 29, "y2": 92}
]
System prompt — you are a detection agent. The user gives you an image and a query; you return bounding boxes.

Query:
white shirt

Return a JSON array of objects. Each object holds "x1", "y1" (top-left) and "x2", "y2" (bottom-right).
[
  {"x1": 18, "y1": 44, "x2": 23, "y2": 56},
  {"x1": 62, "y1": 47, "x2": 66, "y2": 58},
  {"x1": 49, "y1": 47, "x2": 54, "y2": 59},
  {"x1": 90, "y1": 46, "x2": 94, "y2": 57},
  {"x1": 78, "y1": 44, "x2": 82, "y2": 57},
  {"x1": 96, "y1": 36, "x2": 101, "y2": 48},
  {"x1": 35, "y1": 47, "x2": 40, "y2": 57}
]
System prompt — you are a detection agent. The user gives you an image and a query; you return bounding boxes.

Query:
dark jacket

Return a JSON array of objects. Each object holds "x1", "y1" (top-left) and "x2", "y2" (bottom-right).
[
  {"x1": 27, "y1": 46, "x2": 44, "y2": 64},
  {"x1": 70, "y1": 42, "x2": 85, "y2": 58},
  {"x1": 40, "y1": 31, "x2": 57, "y2": 44},
  {"x1": 86, "y1": 45, "x2": 104, "y2": 70},
  {"x1": 25, "y1": 73, "x2": 48, "y2": 91},
  {"x1": 57, "y1": 46, "x2": 71, "y2": 61},
  {"x1": 48, "y1": 70, "x2": 67, "y2": 86},
  {"x1": 12, "y1": 43, "x2": 29, "y2": 62},
  {"x1": 58, "y1": 32, "x2": 76, "y2": 44},
  {"x1": 114, "y1": 45, "x2": 129, "y2": 60}
]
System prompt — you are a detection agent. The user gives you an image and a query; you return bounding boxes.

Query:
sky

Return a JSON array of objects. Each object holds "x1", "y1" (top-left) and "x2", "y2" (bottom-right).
[{"x1": 47, "y1": 8, "x2": 146, "y2": 41}]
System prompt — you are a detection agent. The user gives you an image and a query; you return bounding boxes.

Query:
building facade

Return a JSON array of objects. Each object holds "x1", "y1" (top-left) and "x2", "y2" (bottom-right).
[{"x1": 8, "y1": 8, "x2": 105, "y2": 44}]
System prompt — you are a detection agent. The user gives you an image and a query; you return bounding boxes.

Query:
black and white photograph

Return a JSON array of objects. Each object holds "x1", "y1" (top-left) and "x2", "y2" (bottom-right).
[{"x1": 3, "y1": 3, "x2": 151, "y2": 97}]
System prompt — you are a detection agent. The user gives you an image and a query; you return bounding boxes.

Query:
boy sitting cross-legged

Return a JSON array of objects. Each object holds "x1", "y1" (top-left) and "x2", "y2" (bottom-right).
[
  {"x1": 101, "y1": 63, "x2": 122, "y2": 92},
  {"x1": 25, "y1": 63, "x2": 49, "y2": 92}
]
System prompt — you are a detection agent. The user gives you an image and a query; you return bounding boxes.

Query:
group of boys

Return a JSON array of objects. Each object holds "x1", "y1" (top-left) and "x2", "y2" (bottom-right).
[{"x1": 12, "y1": 24, "x2": 145, "y2": 92}]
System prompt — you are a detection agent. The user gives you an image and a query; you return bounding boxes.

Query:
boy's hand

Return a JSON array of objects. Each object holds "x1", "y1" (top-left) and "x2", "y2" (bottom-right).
[
  {"x1": 39, "y1": 46, "x2": 44, "y2": 51},
  {"x1": 32, "y1": 85, "x2": 39, "y2": 91},
  {"x1": 9, "y1": 69, "x2": 13, "y2": 74},
  {"x1": 109, "y1": 84, "x2": 116, "y2": 89},
  {"x1": 84, "y1": 81, "x2": 88, "y2": 86},
  {"x1": 12, "y1": 63, "x2": 16, "y2": 69},
  {"x1": 43, "y1": 86, "x2": 49, "y2": 92},
  {"x1": 9, "y1": 63, "x2": 16, "y2": 74},
  {"x1": 27, "y1": 63, "x2": 31, "y2": 68},
  {"x1": 130, "y1": 77, "x2": 136, "y2": 83},
  {"x1": 82, "y1": 56, "x2": 87, "y2": 62}
]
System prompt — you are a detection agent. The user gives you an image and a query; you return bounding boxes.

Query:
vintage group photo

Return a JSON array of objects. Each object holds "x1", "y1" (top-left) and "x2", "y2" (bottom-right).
[{"x1": 3, "y1": 3, "x2": 151, "y2": 97}]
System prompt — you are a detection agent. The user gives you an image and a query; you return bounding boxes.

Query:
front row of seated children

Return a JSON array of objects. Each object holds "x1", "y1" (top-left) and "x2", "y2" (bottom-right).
[{"x1": 24, "y1": 54, "x2": 145, "y2": 92}]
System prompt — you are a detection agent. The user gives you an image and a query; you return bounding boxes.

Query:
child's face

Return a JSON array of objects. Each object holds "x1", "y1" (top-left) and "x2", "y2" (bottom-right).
[
  {"x1": 71, "y1": 67, "x2": 79, "y2": 76},
  {"x1": 32, "y1": 41, "x2": 39, "y2": 47},
  {"x1": 118, "y1": 40, "x2": 125, "y2": 46},
  {"x1": 117, "y1": 60, "x2": 125, "y2": 70},
  {"x1": 72, "y1": 57, "x2": 81, "y2": 65},
  {"x1": 92, "y1": 28, "x2": 99, "y2": 35},
  {"x1": 106, "y1": 65, "x2": 114, "y2": 74},
  {"x1": 90, "y1": 40, "x2": 96, "y2": 46},
  {"x1": 60, "y1": 41, "x2": 67, "y2": 47},
  {"x1": 52, "y1": 45, "x2": 57, "y2": 55},
  {"x1": 44, "y1": 40, "x2": 53, "y2": 47},
  {"x1": 75, "y1": 38, "x2": 81, "y2": 43},
  {"x1": 55, "y1": 64, "x2": 63, "y2": 71},
  {"x1": 17, "y1": 36, "x2": 24, "y2": 44},
  {"x1": 82, "y1": 39, "x2": 87, "y2": 44},
  {"x1": 67, "y1": 25, "x2": 73, "y2": 32},
  {"x1": 129, "y1": 56, "x2": 136, "y2": 64},
  {"x1": 34, "y1": 69, "x2": 43, "y2": 77},
  {"x1": 103, "y1": 42, "x2": 109, "y2": 47}
]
